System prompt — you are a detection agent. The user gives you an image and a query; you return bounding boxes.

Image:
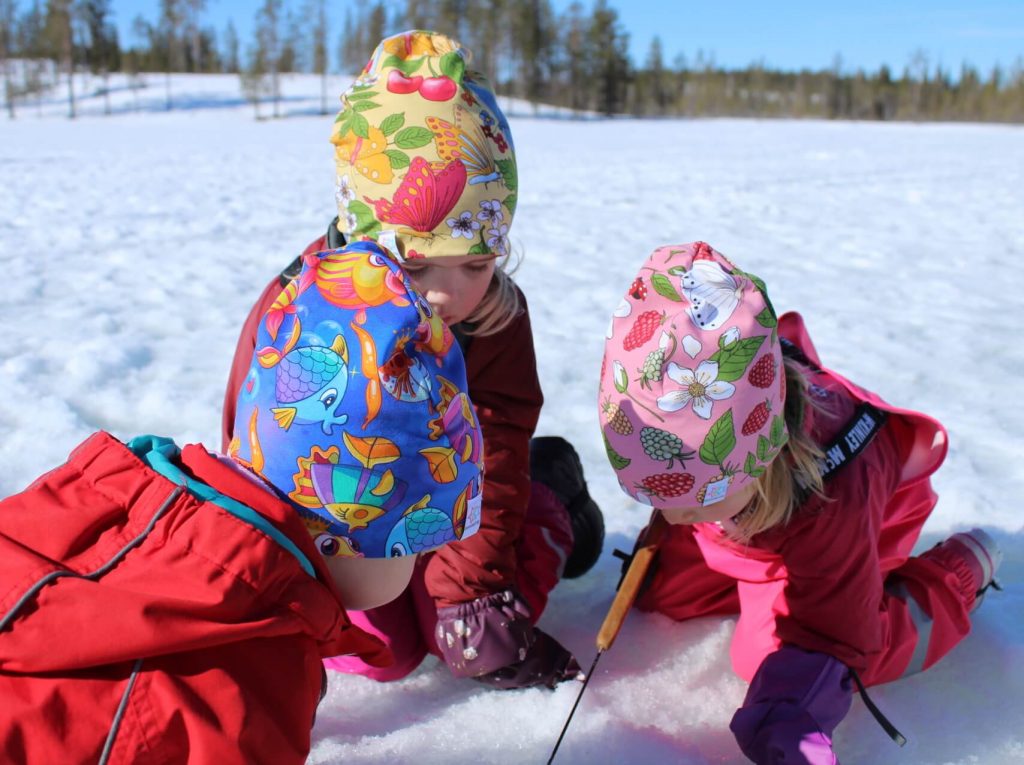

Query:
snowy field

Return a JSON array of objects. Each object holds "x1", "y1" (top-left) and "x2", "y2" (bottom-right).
[{"x1": 2, "y1": 73, "x2": 1023, "y2": 764}]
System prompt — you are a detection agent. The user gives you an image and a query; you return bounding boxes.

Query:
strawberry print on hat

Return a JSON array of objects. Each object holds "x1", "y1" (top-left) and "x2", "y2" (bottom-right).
[{"x1": 598, "y1": 242, "x2": 788, "y2": 511}]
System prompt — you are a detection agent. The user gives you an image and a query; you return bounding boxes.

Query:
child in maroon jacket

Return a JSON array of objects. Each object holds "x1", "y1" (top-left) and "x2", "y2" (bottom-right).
[
  {"x1": 222, "y1": 31, "x2": 604, "y2": 690},
  {"x1": 599, "y1": 242, "x2": 1003, "y2": 764}
]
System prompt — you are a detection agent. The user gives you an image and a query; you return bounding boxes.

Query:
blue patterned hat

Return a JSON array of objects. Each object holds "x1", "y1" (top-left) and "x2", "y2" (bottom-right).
[{"x1": 231, "y1": 240, "x2": 484, "y2": 560}]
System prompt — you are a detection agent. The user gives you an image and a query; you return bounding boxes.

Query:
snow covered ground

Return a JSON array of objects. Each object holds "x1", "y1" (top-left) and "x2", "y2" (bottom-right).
[{"x1": 2, "y1": 73, "x2": 1022, "y2": 764}]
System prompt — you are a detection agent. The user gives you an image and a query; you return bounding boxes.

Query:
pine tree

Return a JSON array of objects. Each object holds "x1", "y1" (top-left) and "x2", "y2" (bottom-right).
[
  {"x1": 826, "y1": 53, "x2": 847, "y2": 118},
  {"x1": 642, "y1": 36, "x2": 667, "y2": 115},
  {"x1": 253, "y1": 0, "x2": 281, "y2": 117},
  {"x1": 310, "y1": 0, "x2": 327, "y2": 113},
  {"x1": 81, "y1": 0, "x2": 119, "y2": 114},
  {"x1": 240, "y1": 39, "x2": 268, "y2": 119},
  {"x1": 1006, "y1": 57, "x2": 1024, "y2": 122},
  {"x1": 560, "y1": 1, "x2": 589, "y2": 113},
  {"x1": 18, "y1": 1, "x2": 50, "y2": 115},
  {"x1": 338, "y1": 7, "x2": 362, "y2": 75},
  {"x1": 435, "y1": 0, "x2": 466, "y2": 42},
  {"x1": 1, "y1": 0, "x2": 16, "y2": 118},
  {"x1": 874, "y1": 64, "x2": 896, "y2": 120},
  {"x1": 180, "y1": 0, "x2": 204, "y2": 72},
  {"x1": 198, "y1": 26, "x2": 219, "y2": 72},
  {"x1": 366, "y1": 1, "x2": 386, "y2": 53},
  {"x1": 588, "y1": 0, "x2": 629, "y2": 116},
  {"x1": 223, "y1": 20, "x2": 239, "y2": 73},
  {"x1": 159, "y1": 0, "x2": 182, "y2": 108},
  {"x1": 44, "y1": 0, "x2": 76, "y2": 118},
  {"x1": 514, "y1": 0, "x2": 554, "y2": 111},
  {"x1": 278, "y1": 7, "x2": 301, "y2": 74},
  {"x1": 403, "y1": 0, "x2": 432, "y2": 31},
  {"x1": 670, "y1": 52, "x2": 688, "y2": 115}
]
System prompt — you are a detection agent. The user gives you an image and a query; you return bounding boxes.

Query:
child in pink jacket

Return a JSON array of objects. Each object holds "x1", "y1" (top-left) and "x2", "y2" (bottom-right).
[{"x1": 598, "y1": 242, "x2": 1002, "y2": 764}]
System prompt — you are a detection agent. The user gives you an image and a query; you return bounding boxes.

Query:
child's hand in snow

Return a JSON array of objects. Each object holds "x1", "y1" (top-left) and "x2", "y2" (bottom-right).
[{"x1": 435, "y1": 590, "x2": 581, "y2": 688}]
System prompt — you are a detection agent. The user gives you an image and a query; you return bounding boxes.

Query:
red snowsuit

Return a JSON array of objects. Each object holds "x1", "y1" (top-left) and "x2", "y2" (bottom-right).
[
  {"x1": 0, "y1": 432, "x2": 387, "y2": 765},
  {"x1": 637, "y1": 312, "x2": 967, "y2": 687},
  {"x1": 222, "y1": 236, "x2": 573, "y2": 679}
]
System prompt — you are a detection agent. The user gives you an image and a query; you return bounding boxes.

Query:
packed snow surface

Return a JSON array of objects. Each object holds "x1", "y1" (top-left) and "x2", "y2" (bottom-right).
[{"x1": 2, "y1": 74, "x2": 1022, "y2": 764}]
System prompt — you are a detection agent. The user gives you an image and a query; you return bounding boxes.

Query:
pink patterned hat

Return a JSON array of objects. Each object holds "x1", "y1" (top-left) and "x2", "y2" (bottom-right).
[{"x1": 598, "y1": 242, "x2": 788, "y2": 510}]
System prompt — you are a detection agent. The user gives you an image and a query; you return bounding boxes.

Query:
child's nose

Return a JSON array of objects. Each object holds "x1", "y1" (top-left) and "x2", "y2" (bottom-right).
[
  {"x1": 425, "y1": 287, "x2": 450, "y2": 306},
  {"x1": 423, "y1": 289, "x2": 450, "y2": 314}
]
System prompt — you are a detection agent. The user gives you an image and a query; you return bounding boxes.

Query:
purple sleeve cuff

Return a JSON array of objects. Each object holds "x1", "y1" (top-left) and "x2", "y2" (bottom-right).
[
  {"x1": 435, "y1": 590, "x2": 534, "y2": 677},
  {"x1": 730, "y1": 646, "x2": 852, "y2": 764}
]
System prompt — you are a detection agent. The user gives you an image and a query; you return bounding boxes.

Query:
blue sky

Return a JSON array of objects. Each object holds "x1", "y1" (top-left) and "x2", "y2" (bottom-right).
[{"x1": 103, "y1": 0, "x2": 1023, "y2": 75}]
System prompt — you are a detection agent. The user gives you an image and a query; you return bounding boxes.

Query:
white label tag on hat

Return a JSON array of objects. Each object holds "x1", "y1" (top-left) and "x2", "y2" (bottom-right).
[
  {"x1": 377, "y1": 230, "x2": 399, "y2": 258},
  {"x1": 701, "y1": 477, "x2": 731, "y2": 506},
  {"x1": 464, "y1": 492, "x2": 483, "y2": 537}
]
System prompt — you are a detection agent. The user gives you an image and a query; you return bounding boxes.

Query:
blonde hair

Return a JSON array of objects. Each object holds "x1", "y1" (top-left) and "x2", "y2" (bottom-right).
[
  {"x1": 460, "y1": 250, "x2": 523, "y2": 337},
  {"x1": 729, "y1": 355, "x2": 828, "y2": 541}
]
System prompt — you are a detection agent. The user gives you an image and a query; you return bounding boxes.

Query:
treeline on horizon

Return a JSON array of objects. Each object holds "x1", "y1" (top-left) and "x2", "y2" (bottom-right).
[{"x1": 2, "y1": 0, "x2": 1022, "y2": 122}]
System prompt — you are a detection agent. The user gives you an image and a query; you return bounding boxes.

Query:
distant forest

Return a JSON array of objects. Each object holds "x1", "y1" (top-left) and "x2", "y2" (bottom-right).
[{"x1": 2, "y1": 0, "x2": 1022, "y2": 122}]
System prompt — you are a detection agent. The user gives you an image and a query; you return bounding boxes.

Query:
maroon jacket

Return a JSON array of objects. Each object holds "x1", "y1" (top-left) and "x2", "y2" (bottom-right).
[
  {"x1": 223, "y1": 236, "x2": 544, "y2": 607},
  {"x1": 0, "y1": 432, "x2": 388, "y2": 764},
  {"x1": 638, "y1": 312, "x2": 950, "y2": 682}
]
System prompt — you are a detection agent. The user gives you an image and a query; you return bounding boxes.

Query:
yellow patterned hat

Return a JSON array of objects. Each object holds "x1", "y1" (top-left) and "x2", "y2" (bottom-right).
[{"x1": 331, "y1": 30, "x2": 518, "y2": 260}]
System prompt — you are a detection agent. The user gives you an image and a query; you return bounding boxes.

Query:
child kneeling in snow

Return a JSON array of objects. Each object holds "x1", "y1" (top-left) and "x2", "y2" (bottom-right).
[
  {"x1": 0, "y1": 241, "x2": 483, "y2": 764},
  {"x1": 598, "y1": 242, "x2": 1002, "y2": 764},
  {"x1": 223, "y1": 30, "x2": 601, "y2": 690}
]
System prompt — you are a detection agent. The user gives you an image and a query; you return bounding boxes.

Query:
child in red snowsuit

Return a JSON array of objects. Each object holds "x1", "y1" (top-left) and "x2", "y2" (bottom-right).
[
  {"x1": 599, "y1": 242, "x2": 1002, "y2": 764},
  {"x1": 0, "y1": 241, "x2": 485, "y2": 764},
  {"x1": 222, "y1": 31, "x2": 603, "y2": 690}
]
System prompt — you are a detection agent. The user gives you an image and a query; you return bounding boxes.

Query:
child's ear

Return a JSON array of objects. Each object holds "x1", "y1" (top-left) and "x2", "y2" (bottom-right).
[{"x1": 324, "y1": 553, "x2": 418, "y2": 611}]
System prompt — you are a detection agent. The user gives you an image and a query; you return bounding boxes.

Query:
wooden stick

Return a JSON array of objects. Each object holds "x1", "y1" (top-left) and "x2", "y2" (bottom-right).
[{"x1": 597, "y1": 510, "x2": 669, "y2": 651}]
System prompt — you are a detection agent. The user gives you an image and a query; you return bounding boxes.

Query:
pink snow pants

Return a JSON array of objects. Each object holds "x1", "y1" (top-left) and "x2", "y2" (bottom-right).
[
  {"x1": 636, "y1": 478, "x2": 974, "y2": 687},
  {"x1": 325, "y1": 482, "x2": 573, "y2": 681}
]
